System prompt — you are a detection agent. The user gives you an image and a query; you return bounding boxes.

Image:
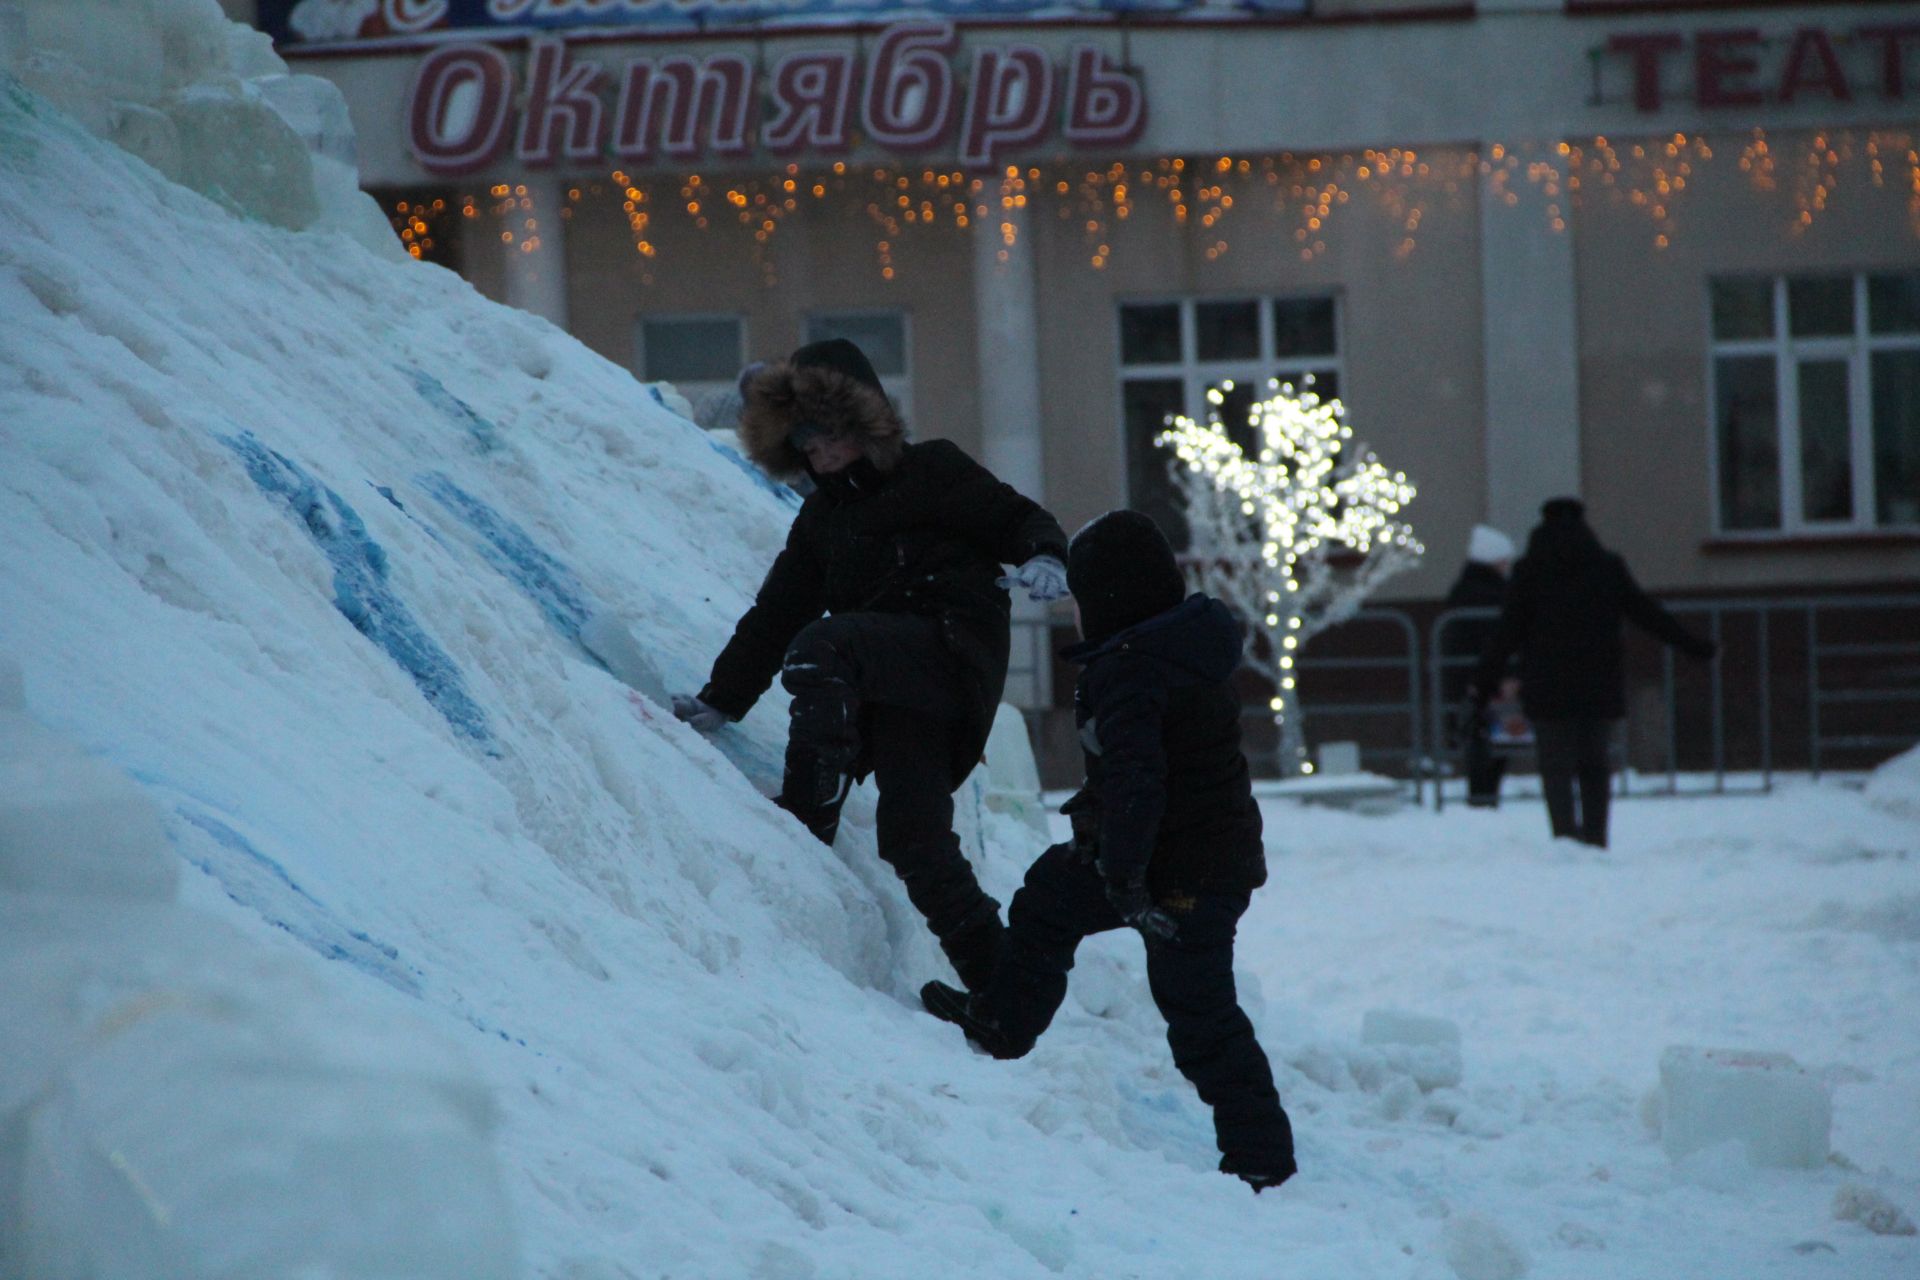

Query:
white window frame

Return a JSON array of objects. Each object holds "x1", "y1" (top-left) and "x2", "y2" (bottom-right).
[
  {"x1": 1708, "y1": 273, "x2": 1920, "y2": 535},
  {"x1": 1116, "y1": 293, "x2": 1344, "y2": 504},
  {"x1": 804, "y1": 309, "x2": 914, "y2": 424},
  {"x1": 634, "y1": 312, "x2": 746, "y2": 430}
]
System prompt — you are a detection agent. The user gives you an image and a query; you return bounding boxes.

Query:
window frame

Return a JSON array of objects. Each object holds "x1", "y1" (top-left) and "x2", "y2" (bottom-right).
[
  {"x1": 1707, "y1": 273, "x2": 1920, "y2": 537},
  {"x1": 633, "y1": 311, "x2": 748, "y2": 430},
  {"x1": 1115, "y1": 292, "x2": 1344, "y2": 540}
]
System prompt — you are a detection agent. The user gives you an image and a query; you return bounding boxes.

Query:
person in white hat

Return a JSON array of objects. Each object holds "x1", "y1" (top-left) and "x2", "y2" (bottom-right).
[{"x1": 1443, "y1": 523, "x2": 1516, "y2": 807}]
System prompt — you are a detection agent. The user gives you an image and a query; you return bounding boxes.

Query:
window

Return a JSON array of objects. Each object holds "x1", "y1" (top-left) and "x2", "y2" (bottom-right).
[
  {"x1": 1118, "y1": 295, "x2": 1340, "y2": 547},
  {"x1": 805, "y1": 310, "x2": 912, "y2": 422},
  {"x1": 636, "y1": 314, "x2": 746, "y2": 430},
  {"x1": 1710, "y1": 274, "x2": 1920, "y2": 532}
]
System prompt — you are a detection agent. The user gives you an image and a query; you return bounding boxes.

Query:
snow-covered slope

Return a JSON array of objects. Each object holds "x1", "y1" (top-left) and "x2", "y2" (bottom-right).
[{"x1": 5, "y1": 3, "x2": 1920, "y2": 1277}]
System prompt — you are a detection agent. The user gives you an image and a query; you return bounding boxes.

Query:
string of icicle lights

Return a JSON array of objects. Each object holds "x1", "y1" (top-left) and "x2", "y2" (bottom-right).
[{"x1": 387, "y1": 128, "x2": 1920, "y2": 280}]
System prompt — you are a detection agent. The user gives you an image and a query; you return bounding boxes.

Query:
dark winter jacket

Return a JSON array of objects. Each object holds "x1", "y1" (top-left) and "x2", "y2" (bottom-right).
[
  {"x1": 698, "y1": 359, "x2": 1067, "y2": 787},
  {"x1": 1440, "y1": 561, "x2": 1508, "y2": 704},
  {"x1": 1061, "y1": 594, "x2": 1267, "y2": 898},
  {"x1": 1473, "y1": 510, "x2": 1710, "y2": 721}
]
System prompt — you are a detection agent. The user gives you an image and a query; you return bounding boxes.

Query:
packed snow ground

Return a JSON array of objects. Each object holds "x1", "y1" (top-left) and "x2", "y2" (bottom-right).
[{"x1": 3, "y1": 3, "x2": 1919, "y2": 1276}]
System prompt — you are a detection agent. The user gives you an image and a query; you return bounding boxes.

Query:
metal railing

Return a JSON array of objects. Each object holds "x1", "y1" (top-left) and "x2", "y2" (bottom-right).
[
  {"x1": 1291, "y1": 608, "x2": 1424, "y2": 783},
  {"x1": 1265, "y1": 593, "x2": 1920, "y2": 808}
]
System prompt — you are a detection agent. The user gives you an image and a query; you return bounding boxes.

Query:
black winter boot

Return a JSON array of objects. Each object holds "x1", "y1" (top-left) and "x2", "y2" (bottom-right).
[
  {"x1": 919, "y1": 981, "x2": 1024, "y2": 1060},
  {"x1": 940, "y1": 911, "x2": 1005, "y2": 993},
  {"x1": 1219, "y1": 1151, "x2": 1297, "y2": 1193},
  {"x1": 775, "y1": 746, "x2": 851, "y2": 846}
]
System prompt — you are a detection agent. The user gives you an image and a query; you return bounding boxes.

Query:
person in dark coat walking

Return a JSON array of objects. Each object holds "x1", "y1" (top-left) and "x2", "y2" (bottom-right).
[
  {"x1": 1443, "y1": 524, "x2": 1515, "y2": 808},
  {"x1": 673, "y1": 338, "x2": 1070, "y2": 991},
  {"x1": 1471, "y1": 498, "x2": 1716, "y2": 848},
  {"x1": 921, "y1": 511, "x2": 1296, "y2": 1192}
]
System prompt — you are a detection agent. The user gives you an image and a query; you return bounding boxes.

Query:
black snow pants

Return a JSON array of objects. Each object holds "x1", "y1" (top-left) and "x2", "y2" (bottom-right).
[
  {"x1": 976, "y1": 844, "x2": 1296, "y2": 1174},
  {"x1": 779, "y1": 612, "x2": 1003, "y2": 987},
  {"x1": 1533, "y1": 717, "x2": 1614, "y2": 848}
]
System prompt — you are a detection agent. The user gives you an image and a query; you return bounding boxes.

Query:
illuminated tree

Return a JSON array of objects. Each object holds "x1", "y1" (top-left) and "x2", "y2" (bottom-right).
[{"x1": 1158, "y1": 378, "x2": 1423, "y2": 777}]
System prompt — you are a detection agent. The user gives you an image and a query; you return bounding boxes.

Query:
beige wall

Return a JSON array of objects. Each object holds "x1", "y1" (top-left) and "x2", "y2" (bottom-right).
[
  {"x1": 1030, "y1": 147, "x2": 1488, "y2": 601},
  {"x1": 560, "y1": 190, "x2": 983, "y2": 458},
  {"x1": 1574, "y1": 126, "x2": 1920, "y2": 593}
]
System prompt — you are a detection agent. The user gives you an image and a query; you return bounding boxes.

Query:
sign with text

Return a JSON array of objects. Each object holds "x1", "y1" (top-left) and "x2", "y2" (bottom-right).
[
  {"x1": 404, "y1": 23, "x2": 1147, "y2": 172},
  {"x1": 264, "y1": 0, "x2": 1304, "y2": 47},
  {"x1": 1603, "y1": 23, "x2": 1920, "y2": 112}
]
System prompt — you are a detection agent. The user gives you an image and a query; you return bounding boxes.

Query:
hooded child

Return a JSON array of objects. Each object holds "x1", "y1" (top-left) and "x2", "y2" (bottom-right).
[{"x1": 920, "y1": 510, "x2": 1297, "y2": 1192}]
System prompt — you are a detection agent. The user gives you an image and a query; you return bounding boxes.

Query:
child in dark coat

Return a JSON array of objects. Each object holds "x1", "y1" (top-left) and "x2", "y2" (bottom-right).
[
  {"x1": 921, "y1": 510, "x2": 1297, "y2": 1191},
  {"x1": 674, "y1": 338, "x2": 1069, "y2": 991}
]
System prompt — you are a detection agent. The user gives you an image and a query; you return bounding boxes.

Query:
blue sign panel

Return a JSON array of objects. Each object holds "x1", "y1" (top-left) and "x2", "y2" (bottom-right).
[{"x1": 261, "y1": 0, "x2": 1306, "y2": 47}]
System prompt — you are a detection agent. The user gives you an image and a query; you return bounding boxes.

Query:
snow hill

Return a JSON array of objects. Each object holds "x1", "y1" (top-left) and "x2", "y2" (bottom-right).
[{"x1": 5, "y1": 3, "x2": 1920, "y2": 1278}]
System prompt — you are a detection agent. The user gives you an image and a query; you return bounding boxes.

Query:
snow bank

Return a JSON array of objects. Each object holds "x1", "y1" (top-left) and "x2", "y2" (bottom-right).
[
  {"x1": 1865, "y1": 743, "x2": 1920, "y2": 820},
  {"x1": 0, "y1": 663, "x2": 516, "y2": 1277}
]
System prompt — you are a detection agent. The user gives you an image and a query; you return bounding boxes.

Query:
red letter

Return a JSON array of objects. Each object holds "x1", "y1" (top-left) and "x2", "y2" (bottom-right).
[
  {"x1": 1859, "y1": 23, "x2": 1920, "y2": 99},
  {"x1": 1608, "y1": 31, "x2": 1683, "y2": 113},
  {"x1": 862, "y1": 21, "x2": 959, "y2": 152},
  {"x1": 960, "y1": 47, "x2": 1054, "y2": 168},
  {"x1": 1695, "y1": 29, "x2": 1765, "y2": 108},
  {"x1": 1778, "y1": 28, "x2": 1851, "y2": 104},
  {"x1": 762, "y1": 51, "x2": 855, "y2": 156},
  {"x1": 517, "y1": 38, "x2": 604, "y2": 167},
  {"x1": 406, "y1": 43, "x2": 512, "y2": 177},
  {"x1": 614, "y1": 54, "x2": 753, "y2": 162},
  {"x1": 1063, "y1": 45, "x2": 1145, "y2": 147}
]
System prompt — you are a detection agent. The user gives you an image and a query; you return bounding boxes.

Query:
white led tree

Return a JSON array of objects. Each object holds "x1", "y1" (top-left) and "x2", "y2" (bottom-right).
[{"x1": 1158, "y1": 378, "x2": 1423, "y2": 776}]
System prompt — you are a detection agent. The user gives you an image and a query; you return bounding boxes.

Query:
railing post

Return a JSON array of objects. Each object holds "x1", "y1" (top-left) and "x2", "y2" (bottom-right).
[
  {"x1": 1710, "y1": 607, "x2": 1725, "y2": 793},
  {"x1": 1663, "y1": 646, "x2": 1678, "y2": 795},
  {"x1": 1431, "y1": 611, "x2": 1449, "y2": 814},
  {"x1": 1758, "y1": 607, "x2": 1773, "y2": 793},
  {"x1": 1808, "y1": 607, "x2": 1822, "y2": 782}
]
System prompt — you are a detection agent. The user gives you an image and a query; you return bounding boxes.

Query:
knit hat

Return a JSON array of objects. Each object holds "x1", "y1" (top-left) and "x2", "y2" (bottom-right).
[
  {"x1": 1067, "y1": 511, "x2": 1188, "y2": 645},
  {"x1": 790, "y1": 338, "x2": 884, "y2": 396},
  {"x1": 1541, "y1": 496, "x2": 1586, "y2": 523},
  {"x1": 1466, "y1": 524, "x2": 1514, "y2": 566}
]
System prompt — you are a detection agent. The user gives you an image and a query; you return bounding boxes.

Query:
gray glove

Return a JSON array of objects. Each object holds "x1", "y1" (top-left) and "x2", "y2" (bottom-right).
[
  {"x1": 998, "y1": 555, "x2": 1070, "y2": 603},
  {"x1": 1105, "y1": 876, "x2": 1177, "y2": 942},
  {"x1": 671, "y1": 693, "x2": 729, "y2": 733}
]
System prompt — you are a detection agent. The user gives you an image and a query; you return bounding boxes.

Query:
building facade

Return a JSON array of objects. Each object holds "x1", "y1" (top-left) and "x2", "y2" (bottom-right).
[{"x1": 237, "y1": 0, "x2": 1920, "y2": 770}]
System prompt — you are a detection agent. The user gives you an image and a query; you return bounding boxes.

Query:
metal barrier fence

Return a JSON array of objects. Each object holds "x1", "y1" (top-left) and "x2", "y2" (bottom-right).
[{"x1": 1268, "y1": 593, "x2": 1920, "y2": 808}]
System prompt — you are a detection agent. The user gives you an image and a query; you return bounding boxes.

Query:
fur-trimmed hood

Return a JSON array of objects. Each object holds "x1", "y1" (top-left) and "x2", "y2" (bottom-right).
[{"x1": 737, "y1": 360, "x2": 905, "y2": 482}]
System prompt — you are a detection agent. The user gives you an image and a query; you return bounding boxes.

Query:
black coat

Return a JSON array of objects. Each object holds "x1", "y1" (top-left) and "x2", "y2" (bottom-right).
[
  {"x1": 1062, "y1": 594, "x2": 1267, "y2": 897},
  {"x1": 699, "y1": 439, "x2": 1068, "y2": 786},
  {"x1": 1441, "y1": 561, "x2": 1508, "y2": 704},
  {"x1": 1474, "y1": 535, "x2": 1708, "y2": 722}
]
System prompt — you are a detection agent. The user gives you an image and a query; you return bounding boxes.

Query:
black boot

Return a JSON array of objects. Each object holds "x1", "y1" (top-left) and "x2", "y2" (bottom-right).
[
  {"x1": 1219, "y1": 1151, "x2": 1297, "y2": 1193},
  {"x1": 775, "y1": 746, "x2": 851, "y2": 846},
  {"x1": 939, "y1": 909, "x2": 1006, "y2": 993},
  {"x1": 920, "y1": 981, "x2": 1024, "y2": 1060}
]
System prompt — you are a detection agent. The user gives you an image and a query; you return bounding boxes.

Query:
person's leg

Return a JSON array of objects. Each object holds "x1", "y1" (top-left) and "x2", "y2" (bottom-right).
[
  {"x1": 777, "y1": 613, "x2": 964, "y2": 845},
  {"x1": 1464, "y1": 719, "x2": 1499, "y2": 808},
  {"x1": 1146, "y1": 893, "x2": 1295, "y2": 1185},
  {"x1": 1575, "y1": 718, "x2": 1615, "y2": 848},
  {"x1": 953, "y1": 845, "x2": 1120, "y2": 1056},
  {"x1": 1532, "y1": 719, "x2": 1580, "y2": 840},
  {"x1": 871, "y1": 704, "x2": 1002, "y2": 989}
]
